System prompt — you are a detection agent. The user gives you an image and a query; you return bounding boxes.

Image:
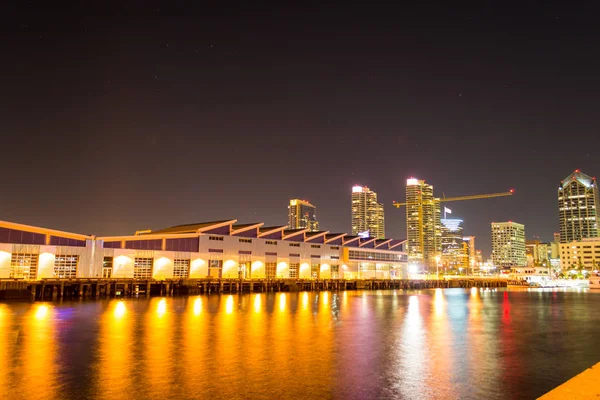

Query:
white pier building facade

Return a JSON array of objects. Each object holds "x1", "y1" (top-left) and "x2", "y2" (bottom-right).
[{"x1": 0, "y1": 219, "x2": 407, "y2": 281}]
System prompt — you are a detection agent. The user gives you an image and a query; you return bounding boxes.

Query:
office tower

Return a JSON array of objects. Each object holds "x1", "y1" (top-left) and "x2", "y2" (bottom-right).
[
  {"x1": 288, "y1": 199, "x2": 319, "y2": 231},
  {"x1": 558, "y1": 170, "x2": 599, "y2": 243},
  {"x1": 406, "y1": 178, "x2": 441, "y2": 267},
  {"x1": 440, "y1": 218, "x2": 466, "y2": 269},
  {"x1": 351, "y1": 185, "x2": 385, "y2": 238},
  {"x1": 491, "y1": 221, "x2": 526, "y2": 268}
]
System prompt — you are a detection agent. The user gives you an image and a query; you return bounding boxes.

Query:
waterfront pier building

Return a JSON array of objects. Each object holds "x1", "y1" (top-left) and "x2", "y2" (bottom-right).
[{"x1": 0, "y1": 219, "x2": 407, "y2": 281}]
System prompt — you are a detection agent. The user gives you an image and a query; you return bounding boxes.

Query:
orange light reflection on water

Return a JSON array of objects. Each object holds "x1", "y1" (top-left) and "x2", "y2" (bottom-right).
[
  {"x1": 182, "y1": 296, "x2": 209, "y2": 396},
  {"x1": 21, "y1": 304, "x2": 57, "y2": 399},
  {"x1": 0, "y1": 304, "x2": 11, "y2": 397},
  {"x1": 144, "y1": 298, "x2": 174, "y2": 398},
  {"x1": 98, "y1": 300, "x2": 133, "y2": 399}
]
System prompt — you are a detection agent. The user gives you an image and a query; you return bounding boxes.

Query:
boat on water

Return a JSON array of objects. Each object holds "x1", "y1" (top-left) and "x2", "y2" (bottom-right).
[
  {"x1": 508, "y1": 266, "x2": 553, "y2": 286},
  {"x1": 508, "y1": 267, "x2": 590, "y2": 289}
]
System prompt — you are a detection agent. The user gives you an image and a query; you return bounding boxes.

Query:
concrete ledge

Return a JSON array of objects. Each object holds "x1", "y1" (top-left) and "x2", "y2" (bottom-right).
[{"x1": 539, "y1": 361, "x2": 600, "y2": 399}]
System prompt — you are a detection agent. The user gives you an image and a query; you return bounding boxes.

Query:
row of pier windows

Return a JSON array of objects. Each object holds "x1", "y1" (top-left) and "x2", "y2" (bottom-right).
[
  {"x1": 102, "y1": 257, "x2": 192, "y2": 279},
  {"x1": 7, "y1": 254, "x2": 346, "y2": 280},
  {"x1": 348, "y1": 250, "x2": 404, "y2": 262},
  {"x1": 9, "y1": 253, "x2": 79, "y2": 280}
]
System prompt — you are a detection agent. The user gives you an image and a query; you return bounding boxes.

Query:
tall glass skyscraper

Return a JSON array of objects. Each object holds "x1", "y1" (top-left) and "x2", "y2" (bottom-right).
[
  {"x1": 351, "y1": 185, "x2": 385, "y2": 238},
  {"x1": 406, "y1": 178, "x2": 441, "y2": 267},
  {"x1": 558, "y1": 170, "x2": 599, "y2": 243},
  {"x1": 288, "y1": 199, "x2": 319, "y2": 232}
]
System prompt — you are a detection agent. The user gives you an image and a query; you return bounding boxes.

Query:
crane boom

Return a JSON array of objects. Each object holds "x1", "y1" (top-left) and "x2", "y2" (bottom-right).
[{"x1": 392, "y1": 190, "x2": 513, "y2": 208}]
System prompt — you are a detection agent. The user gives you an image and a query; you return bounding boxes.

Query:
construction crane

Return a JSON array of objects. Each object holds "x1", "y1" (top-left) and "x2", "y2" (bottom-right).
[{"x1": 392, "y1": 189, "x2": 514, "y2": 208}]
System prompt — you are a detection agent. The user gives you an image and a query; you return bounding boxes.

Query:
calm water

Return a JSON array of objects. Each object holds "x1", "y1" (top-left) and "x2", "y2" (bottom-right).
[{"x1": 1, "y1": 288, "x2": 599, "y2": 400}]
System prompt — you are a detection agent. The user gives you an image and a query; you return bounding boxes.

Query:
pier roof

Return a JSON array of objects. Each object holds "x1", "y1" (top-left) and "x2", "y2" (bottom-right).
[
  {"x1": 0, "y1": 220, "x2": 93, "y2": 241},
  {"x1": 151, "y1": 219, "x2": 237, "y2": 234}
]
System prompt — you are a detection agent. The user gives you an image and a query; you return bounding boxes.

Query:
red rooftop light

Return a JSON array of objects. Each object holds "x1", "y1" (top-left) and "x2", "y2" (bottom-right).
[{"x1": 575, "y1": 169, "x2": 580, "y2": 173}]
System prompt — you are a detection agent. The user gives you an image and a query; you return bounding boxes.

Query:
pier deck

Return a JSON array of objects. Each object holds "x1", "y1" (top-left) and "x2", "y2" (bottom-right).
[{"x1": 0, "y1": 277, "x2": 507, "y2": 301}]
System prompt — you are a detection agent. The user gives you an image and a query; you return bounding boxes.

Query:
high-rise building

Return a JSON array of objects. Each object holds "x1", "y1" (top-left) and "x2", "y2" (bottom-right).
[
  {"x1": 491, "y1": 221, "x2": 526, "y2": 268},
  {"x1": 288, "y1": 199, "x2": 319, "y2": 232},
  {"x1": 558, "y1": 170, "x2": 600, "y2": 243},
  {"x1": 351, "y1": 185, "x2": 385, "y2": 238},
  {"x1": 406, "y1": 178, "x2": 441, "y2": 267},
  {"x1": 440, "y1": 218, "x2": 466, "y2": 269}
]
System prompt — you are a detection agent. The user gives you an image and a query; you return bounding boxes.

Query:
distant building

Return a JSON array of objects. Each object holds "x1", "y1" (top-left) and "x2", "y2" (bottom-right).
[
  {"x1": 491, "y1": 221, "x2": 526, "y2": 268},
  {"x1": 288, "y1": 199, "x2": 319, "y2": 232},
  {"x1": 550, "y1": 233, "x2": 561, "y2": 260},
  {"x1": 440, "y1": 218, "x2": 467, "y2": 270},
  {"x1": 351, "y1": 185, "x2": 385, "y2": 238},
  {"x1": 525, "y1": 240, "x2": 550, "y2": 266},
  {"x1": 463, "y1": 236, "x2": 476, "y2": 270},
  {"x1": 559, "y1": 238, "x2": 600, "y2": 271},
  {"x1": 553, "y1": 232, "x2": 561, "y2": 244},
  {"x1": 475, "y1": 250, "x2": 483, "y2": 266},
  {"x1": 558, "y1": 170, "x2": 600, "y2": 243},
  {"x1": 406, "y1": 178, "x2": 441, "y2": 267}
]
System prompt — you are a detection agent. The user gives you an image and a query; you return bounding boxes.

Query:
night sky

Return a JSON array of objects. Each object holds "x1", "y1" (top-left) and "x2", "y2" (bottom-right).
[{"x1": 2, "y1": 3, "x2": 599, "y2": 257}]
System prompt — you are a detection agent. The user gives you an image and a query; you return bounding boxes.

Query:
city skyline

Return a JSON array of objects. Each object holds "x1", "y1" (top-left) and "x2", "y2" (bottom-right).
[
  {"x1": 2, "y1": 4, "x2": 600, "y2": 400},
  {"x1": 1, "y1": 4, "x2": 599, "y2": 259}
]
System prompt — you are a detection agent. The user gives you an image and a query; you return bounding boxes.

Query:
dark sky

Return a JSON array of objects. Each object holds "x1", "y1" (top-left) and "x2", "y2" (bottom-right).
[{"x1": 1, "y1": 2, "x2": 599, "y2": 257}]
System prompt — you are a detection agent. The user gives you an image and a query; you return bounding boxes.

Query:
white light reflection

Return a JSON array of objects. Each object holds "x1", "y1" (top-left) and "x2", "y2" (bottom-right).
[
  {"x1": 279, "y1": 293, "x2": 286, "y2": 312},
  {"x1": 254, "y1": 294, "x2": 261, "y2": 313},
  {"x1": 302, "y1": 292, "x2": 309, "y2": 310},
  {"x1": 193, "y1": 297, "x2": 202, "y2": 316},
  {"x1": 225, "y1": 295, "x2": 234, "y2": 314},
  {"x1": 398, "y1": 295, "x2": 427, "y2": 391},
  {"x1": 156, "y1": 298, "x2": 167, "y2": 317}
]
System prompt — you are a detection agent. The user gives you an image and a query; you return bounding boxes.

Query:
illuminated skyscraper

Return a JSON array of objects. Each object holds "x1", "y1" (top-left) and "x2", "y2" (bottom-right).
[
  {"x1": 491, "y1": 221, "x2": 526, "y2": 268},
  {"x1": 558, "y1": 170, "x2": 599, "y2": 243},
  {"x1": 406, "y1": 178, "x2": 441, "y2": 267},
  {"x1": 440, "y1": 218, "x2": 466, "y2": 270},
  {"x1": 351, "y1": 185, "x2": 385, "y2": 238},
  {"x1": 288, "y1": 199, "x2": 319, "y2": 232}
]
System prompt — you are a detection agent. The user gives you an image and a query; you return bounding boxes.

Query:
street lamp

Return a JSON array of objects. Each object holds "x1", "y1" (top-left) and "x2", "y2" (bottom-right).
[{"x1": 434, "y1": 256, "x2": 441, "y2": 279}]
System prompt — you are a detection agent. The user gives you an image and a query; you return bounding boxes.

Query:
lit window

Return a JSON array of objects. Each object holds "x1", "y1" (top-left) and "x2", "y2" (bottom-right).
[{"x1": 54, "y1": 255, "x2": 79, "y2": 279}]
